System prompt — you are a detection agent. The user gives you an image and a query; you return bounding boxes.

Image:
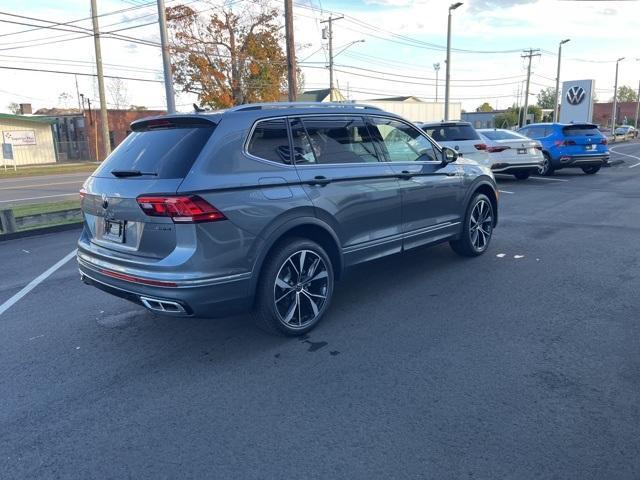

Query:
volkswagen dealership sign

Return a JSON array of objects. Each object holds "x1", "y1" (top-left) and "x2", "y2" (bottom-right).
[{"x1": 560, "y1": 79, "x2": 595, "y2": 123}]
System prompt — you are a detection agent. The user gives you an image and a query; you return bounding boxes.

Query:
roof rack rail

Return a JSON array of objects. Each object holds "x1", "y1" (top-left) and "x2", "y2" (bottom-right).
[{"x1": 228, "y1": 102, "x2": 383, "y2": 112}]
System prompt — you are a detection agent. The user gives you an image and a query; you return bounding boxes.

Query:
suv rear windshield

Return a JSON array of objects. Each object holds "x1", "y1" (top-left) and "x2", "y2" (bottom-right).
[
  {"x1": 95, "y1": 123, "x2": 215, "y2": 179},
  {"x1": 481, "y1": 130, "x2": 523, "y2": 141},
  {"x1": 563, "y1": 125, "x2": 601, "y2": 137},
  {"x1": 421, "y1": 123, "x2": 480, "y2": 142}
]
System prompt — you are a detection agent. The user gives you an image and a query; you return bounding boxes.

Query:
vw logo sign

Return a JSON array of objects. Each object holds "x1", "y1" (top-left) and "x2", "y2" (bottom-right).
[
  {"x1": 566, "y1": 86, "x2": 586, "y2": 105},
  {"x1": 101, "y1": 194, "x2": 109, "y2": 209}
]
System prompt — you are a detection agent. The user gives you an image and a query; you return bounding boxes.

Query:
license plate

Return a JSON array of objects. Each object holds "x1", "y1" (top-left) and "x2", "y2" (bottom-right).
[
  {"x1": 104, "y1": 219, "x2": 125, "y2": 243},
  {"x1": 585, "y1": 144, "x2": 595, "y2": 151},
  {"x1": 517, "y1": 148, "x2": 527, "y2": 154}
]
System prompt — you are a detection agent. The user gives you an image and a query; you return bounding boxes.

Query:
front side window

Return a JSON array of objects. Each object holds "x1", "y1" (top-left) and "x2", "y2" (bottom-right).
[
  {"x1": 247, "y1": 119, "x2": 290, "y2": 164},
  {"x1": 290, "y1": 115, "x2": 380, "y2": 165},
  {"x1": 369, "y1": 117, "x2": 437, "y2": 162}
]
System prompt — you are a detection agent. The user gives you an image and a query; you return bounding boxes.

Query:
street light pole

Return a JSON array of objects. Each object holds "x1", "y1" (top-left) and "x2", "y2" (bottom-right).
[
  {"x1": 553, "y1": 38, "x2": 570, "y2": 123},
  {"x1": 321, "y1": 15, "x2": 344, "y2": 102},
  {"x1": 433, "y1": 63, "x2": 440, "y2": 103},
  {"x1": 157, "y1": 0, "x2": 176, "y2": 113},
  {"x1": 444, "y1": 2, "x2": 462, "y2": 121},
  {"x1": 612, "y1": 57, "x2": 625, "y2": 129}
]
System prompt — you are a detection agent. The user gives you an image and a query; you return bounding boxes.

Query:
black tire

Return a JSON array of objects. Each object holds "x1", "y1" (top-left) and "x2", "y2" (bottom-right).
[
  {"x1": 513, "y1": 171, "x2": 530, "y2": 180},
  {"x1": 252, "y1": 237, "x2": 334, "y2": 336},
  {"x1": 581, "y1": 165, "x2": 601, "y2": 175},
  {"x1": 450, "y1": 193, "x2": 494, "y2": 257},
  {"x1": 538, "y1": 153, "x2": 554, "y2": 176}
]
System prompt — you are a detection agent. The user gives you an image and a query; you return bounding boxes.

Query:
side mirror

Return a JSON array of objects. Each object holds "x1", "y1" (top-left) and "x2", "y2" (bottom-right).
[{"x1": 441, "y1": 147, "x2": 458, "y2": 164}]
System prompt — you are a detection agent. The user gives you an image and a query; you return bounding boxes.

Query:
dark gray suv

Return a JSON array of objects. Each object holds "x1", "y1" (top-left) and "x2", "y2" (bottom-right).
[{"x1": 78, "y1": 103, "x2": 498, "y2": 335}]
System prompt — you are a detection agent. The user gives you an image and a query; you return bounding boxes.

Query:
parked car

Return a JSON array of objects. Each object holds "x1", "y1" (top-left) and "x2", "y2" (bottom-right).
[
  {"x1": 518, "y1": 123, "x2": 609, "y2": 175},
  {"x1": 477, "y1": 128, "x2": 544, "y2": 180},
  {"x1": 418, "y1": 121, "x2": 491, "y2": 165},
  {"x1": 614, "y1": 125, "x2": 636, "y2": 139},
  {"x1": 78, "y1": 103, "x2": 498, "y2": 336}
]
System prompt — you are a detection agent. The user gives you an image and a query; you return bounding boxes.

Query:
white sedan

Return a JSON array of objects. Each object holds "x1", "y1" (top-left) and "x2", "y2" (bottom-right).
[{"x1": 478, "y1": 129, "x2": 544, "y2": 180}]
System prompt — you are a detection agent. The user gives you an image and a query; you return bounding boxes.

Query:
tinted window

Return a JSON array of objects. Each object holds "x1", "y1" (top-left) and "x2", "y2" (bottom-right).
[
  {"x1": 290, "y1": 116, "x2": 380, "y2": 164},
  {"x1": 422, "y1": 123, "x2": 480, "y2": 142},
  {"x1": 481, "y1": 130, "x2": 525, "y2": 141},
  {"x1": 97, "y1": 125, "x2": 214, "y2": 179},
  {"x1": 370, "y1": 117, "x2": 437, "y2": 162},
  {"x1": 563, "y1": 125, "x2": 601, "y2": 136},
  {"x1": 247, "y1": 119, "x2": 290, "y2": 163}
]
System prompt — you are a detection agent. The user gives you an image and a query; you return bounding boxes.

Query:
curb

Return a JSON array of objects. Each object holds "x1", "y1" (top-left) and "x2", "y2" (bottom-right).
[{"x1": 0, "y1": 222, "x2": 82, "y2": 242}]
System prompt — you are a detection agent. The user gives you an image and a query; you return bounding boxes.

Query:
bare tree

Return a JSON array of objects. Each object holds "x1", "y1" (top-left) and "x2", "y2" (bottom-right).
[
  {"x1": 58, "y1": 92, "x2": 73, "y2": 108},
  {"x1": 108, "y1": 78, "x2": 129, "y2": 109}
]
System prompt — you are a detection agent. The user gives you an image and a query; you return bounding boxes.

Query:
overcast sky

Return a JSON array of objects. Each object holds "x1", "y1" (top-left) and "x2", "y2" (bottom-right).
[{"x1": 0, "y1": 0, "x2": 638, "y2": 114}]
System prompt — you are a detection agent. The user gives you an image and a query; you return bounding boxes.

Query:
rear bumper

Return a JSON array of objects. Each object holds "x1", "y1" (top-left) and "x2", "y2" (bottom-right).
[
  {"x1": 552, "y1": 153, "x2": 609, "y2": 168},
  {"x1": 78, "y1": 256, "x2": 252, "y2": 318},
  {"x1": 491, "y1": 162, "x2": 541, "y2": 174}
]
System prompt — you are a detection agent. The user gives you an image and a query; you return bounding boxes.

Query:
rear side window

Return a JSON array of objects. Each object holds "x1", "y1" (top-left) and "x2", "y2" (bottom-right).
[
  {"x1": 290, "y1": 116, "x2": 380, "y2": 164},
  {"x1": 97, "y1": 125, "x2": 214, "y2": 179},
  {"x1": 563, "y1": 125, "x2": 601, "y2": 136},
  {"x1": 247, "y1": 119, "x2": 291, "y2": 164},
  {"x1": 524, "y1": 127, "x2": 546, "y2": 138},
  {"x1": 481, "y1": 130, "x2": 523, "y2": 141},
  {"x1": 422, "y1": 124, "x2": 480, "y2": 142}
]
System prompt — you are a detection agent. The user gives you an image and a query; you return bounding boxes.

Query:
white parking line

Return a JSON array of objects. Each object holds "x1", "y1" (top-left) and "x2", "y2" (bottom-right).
[
  {"x1": 609, "y1": 146, "x2": 640, "y2": 167},
  {"x1": 499, "y1": 190, "x2": 514, "y2": 194},
  {"x1": 629, "y1": 162, "x2": 640, "y2": 169},
  {"x1": 0, "y1": 193, "x2": 78, "y2": 203},
  {"x1": 0, "y1": 249, "x2": 77, "y2": 316},
  {"x1": 528, "y1": 177, "x2": 569, "y2": 182}
]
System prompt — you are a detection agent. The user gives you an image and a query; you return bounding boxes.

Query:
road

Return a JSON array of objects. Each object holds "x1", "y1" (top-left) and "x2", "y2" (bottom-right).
[
  {"x1": 1, "y1": 143, "x2": 640, "y2": 479},
  {"x1": 0, "y1": 172, "x2": 88, "y2": 206}
]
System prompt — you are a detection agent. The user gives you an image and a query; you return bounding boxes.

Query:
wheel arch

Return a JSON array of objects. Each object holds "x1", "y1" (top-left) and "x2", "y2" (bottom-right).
[
  {"x1": 466, "y1": 179, "x2": 498, "y2": 227},
  {"x1": 249, "y1": 217, "x2": 343, "y2": 298}
]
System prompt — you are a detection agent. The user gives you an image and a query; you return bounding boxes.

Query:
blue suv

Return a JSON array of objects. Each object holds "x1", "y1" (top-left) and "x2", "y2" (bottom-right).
[{"x1": 518, "y1": 123, "x2": 609, "y2": 175}]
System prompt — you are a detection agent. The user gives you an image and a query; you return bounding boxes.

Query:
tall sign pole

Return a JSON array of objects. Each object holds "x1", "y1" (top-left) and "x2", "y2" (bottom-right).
[{"x1": 90, "y1": 0, "x2": 111, "y2": 159}]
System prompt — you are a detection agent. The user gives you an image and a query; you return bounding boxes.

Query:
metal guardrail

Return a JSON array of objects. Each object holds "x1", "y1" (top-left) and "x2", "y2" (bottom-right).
[{"x1": 0, "y1": 208, "x2": 82, "y2": 234}]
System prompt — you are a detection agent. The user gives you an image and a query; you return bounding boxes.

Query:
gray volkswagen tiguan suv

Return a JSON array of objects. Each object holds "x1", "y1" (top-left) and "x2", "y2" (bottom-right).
[{"x1": 78, "y1": 103, "x2": 498, "y2": 335}]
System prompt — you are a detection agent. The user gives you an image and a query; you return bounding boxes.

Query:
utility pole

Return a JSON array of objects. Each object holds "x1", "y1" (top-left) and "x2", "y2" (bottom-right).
[
  {"x1": 634, "y1": 79, "x2": 640, "y2": 130},
  {"x1": 521, "y1": 48, "x2": 540, "y2": 127},
  {"x1": 74, "y1": 75, "x2": 82, "y2": 110},
  {"x1": 612, "y1": 57, "x2": 625, "y2": 129},
  {"x1": 444, "y1": 2, "x2": 463, "y2": 121},
  {"x1": 284, "y1": 0, "x2": 297, "y2": 101},
  {"x1": 321, "y1": 15, "x2": 343, "y2": 102},
  {"x1": 553, "y1": 39, "x2": 570, "y2": 123},
  {"x1": 433, "y1": 63, "x2": 440, "y2": 103},
  {"x1": 90, "y1": 0, "x2": 111, "y2": 160},
  {"x1": 157, "y1": 0, "x2": 176, "y2": 113}
]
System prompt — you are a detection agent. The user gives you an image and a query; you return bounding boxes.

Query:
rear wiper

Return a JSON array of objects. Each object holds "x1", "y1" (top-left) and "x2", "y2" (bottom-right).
[{"x1": 111, "y1": 170, "x2": 158, "y2": 177}]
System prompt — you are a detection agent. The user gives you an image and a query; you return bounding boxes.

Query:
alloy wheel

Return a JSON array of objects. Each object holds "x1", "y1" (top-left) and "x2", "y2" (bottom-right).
[
  {"x1": 273, "y1": 249, "x2": 329, "y2": 329},
  {"x1": 538, "y1": 157, "x2": 549, "y2": 175},
  {"x1": 469, "y1": 199, "x2": 493, "y2": 252}
]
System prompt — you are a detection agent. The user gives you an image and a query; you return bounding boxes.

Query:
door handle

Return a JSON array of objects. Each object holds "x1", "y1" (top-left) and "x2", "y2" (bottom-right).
[
  {"x1": 397, "y1": 170, "x2": 414, "y2": 180},
  {"x1": 307, "y1": 175, "x2": 332, "y2": 186}
]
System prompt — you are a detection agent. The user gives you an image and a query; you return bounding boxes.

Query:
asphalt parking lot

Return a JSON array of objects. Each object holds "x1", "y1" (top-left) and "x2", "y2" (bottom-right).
[{"x1": 2, "y1": 142, "x2": 640, "y2": 479}]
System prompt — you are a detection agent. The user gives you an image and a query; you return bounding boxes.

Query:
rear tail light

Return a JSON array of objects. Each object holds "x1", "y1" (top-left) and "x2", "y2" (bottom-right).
[
  {"x1": 564, "y1": 139, "x2": 576, "y2": 146},
  {"x1": 136, "y1": 195, "x2": 226, "y2": 223},
  {"x1": 79, "y1": 187, "x2": 87, "y2": 200},
  {"x1": 487, "y1": 146, "x2": 510, "y2": 153},
  {"x1": 534, "y1": 145, "x2": 542, "y2": 151},
  {"x1": 600, "y1": 138, "x2": 608, "y2": 145},
  {"x1": 474, "y1": 143, "x2": 487, "y2": 151}
]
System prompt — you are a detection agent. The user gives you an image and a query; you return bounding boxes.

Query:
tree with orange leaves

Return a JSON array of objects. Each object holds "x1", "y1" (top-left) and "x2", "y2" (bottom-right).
[{"x1": 167, "y1": 1, "x2": 289, "y2": 108}]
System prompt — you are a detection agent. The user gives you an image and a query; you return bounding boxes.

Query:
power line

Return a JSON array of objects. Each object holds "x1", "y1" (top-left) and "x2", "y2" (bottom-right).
[{"x1": 0, "y1": 65, "x2": 164, "y2": 83}]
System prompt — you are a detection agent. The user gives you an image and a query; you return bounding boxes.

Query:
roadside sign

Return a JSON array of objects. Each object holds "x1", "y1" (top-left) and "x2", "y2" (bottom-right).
[
  {"x1": 3, "y1": 130, "x2": 36, "y2": 146},
  {"x1": 2, "y1": 143, "x2": 16, "y2": 171}
]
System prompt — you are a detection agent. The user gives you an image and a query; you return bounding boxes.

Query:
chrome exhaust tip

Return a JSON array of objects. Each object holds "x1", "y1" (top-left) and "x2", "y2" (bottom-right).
[{"x1": 140, "y1": 296, "x2": 187, "y2": 314}]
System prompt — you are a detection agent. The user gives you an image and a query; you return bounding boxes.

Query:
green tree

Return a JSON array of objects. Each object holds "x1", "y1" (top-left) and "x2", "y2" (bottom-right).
[
  {"x1": 167, "y1": 0, "x2": 288, "y2": 108},
  {"x1": 7, "y1": 102, "x2": 20, "y2": 114},
  {"x1": 476, "y1": 102, "x2": 493, "y2": 112},
  {"x1": 537, "y1": 87, "x2": 557, "y2": 109},
  {"x1": 493, "y1": 104, "x2": 542, "y2": 129},
  {"x1": 613, "y1": 85, "x2": 638, "y2": 103}
]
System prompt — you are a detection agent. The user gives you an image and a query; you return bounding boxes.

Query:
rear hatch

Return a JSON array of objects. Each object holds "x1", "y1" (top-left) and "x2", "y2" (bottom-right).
[
  {"x1": 561, "y1": 124, "x2": 607, "y2": 154},
  {"x1": 421, "y1": 122, "x2": 489, "y2": 163},
  {"x1": 80, "y1": 116, "x2": 217, "y2": 262},
  {"x1": 480, "y1": 130, "x2": 541, "y2": 163}
]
